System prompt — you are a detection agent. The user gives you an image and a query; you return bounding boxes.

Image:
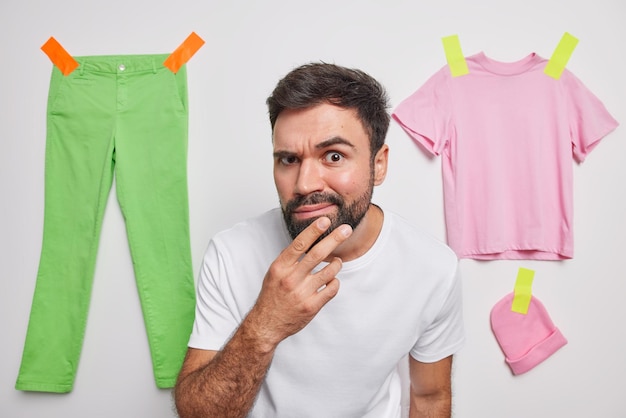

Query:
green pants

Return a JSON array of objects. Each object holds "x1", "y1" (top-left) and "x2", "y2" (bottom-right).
[{"x1": 16, "y1": 54, "x2": 196, "y2": 393}]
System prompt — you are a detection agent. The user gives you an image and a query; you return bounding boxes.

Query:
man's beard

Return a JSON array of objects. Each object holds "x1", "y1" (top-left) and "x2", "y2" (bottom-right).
[{"x1": 281, "y1": 182, "x2": 374, "y2": 245}]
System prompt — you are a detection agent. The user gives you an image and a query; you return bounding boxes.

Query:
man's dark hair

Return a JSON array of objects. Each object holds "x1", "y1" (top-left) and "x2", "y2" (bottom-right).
[{"x1": 266, "y1": 62, "x2": 390, "y2": 156}]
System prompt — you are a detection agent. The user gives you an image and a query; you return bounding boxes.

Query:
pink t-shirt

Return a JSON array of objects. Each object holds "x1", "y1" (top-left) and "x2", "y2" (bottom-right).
[{"x1": 393, "y1": 52, "x2": 619, "y2": 260}]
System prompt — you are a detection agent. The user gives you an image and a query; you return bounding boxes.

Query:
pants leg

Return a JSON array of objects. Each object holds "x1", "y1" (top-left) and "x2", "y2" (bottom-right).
[
  {"x1": 113, "y1": 58, "x2": 196, "y2": 389},
  {"x1": 16, "y1": 55, "x2": 196, "y2": 393}
]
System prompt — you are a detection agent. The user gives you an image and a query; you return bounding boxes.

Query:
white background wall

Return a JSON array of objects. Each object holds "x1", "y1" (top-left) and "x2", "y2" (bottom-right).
[{"x1": 1, "y1": 0, "x2": 624, "y2": 417}]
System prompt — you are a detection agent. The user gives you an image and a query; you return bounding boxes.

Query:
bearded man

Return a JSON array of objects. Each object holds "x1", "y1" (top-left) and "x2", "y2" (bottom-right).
[{"x1": 175, "y1": 62, "x2": 465, "y2": 418}]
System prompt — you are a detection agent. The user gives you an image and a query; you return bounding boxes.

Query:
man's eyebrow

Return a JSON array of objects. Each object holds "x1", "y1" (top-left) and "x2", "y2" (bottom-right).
[
  {"x1": 316, "y1": 136, "x2": 356, "y2": 150},
  {"x1": 273, "y1": 137, "x2": 356, "y2": 159},
  {"x1": 273, "y1": 150, "x2": 295, "y2": 159}
]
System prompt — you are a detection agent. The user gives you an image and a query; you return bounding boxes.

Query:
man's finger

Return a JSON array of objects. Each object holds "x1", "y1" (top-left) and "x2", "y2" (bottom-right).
[
  {"x1": 310, "y1": 256, "x2": 343, "y2": 290},
  {"x1": 298, "y1": 224, "x2": 353, "y2": 271},
  {"x1": 279, "y1": 217, "x2": 332, "y2": 264},
  {"x1": 311, "y1": 276, "x2": 340, "y2": 307}
]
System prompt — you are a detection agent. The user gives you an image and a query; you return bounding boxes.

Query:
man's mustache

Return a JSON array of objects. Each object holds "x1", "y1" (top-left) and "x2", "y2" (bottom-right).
[{"x1": 285, "y1": 193, "x2": 344, "y2": 213}]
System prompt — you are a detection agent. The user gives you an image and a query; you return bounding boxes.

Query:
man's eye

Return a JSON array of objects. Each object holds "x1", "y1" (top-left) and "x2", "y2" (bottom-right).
[
  {"x1": 324, "y1": 152, "x2": 344, "y2": 163},
  {"x1": 280, "y1": 156, "x2": 299, "y2": 165}
]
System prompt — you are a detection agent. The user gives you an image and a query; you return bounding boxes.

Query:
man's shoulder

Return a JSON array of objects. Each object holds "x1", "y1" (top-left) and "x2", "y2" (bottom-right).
[{"x1": 384, "y1": 210, "x2": 457, "y2": 265}]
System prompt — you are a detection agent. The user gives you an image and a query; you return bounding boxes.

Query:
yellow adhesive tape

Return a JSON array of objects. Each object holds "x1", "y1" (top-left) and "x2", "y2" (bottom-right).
[
  {"x1": 511, "y1": 267, "x2": 535, "y2": 314},
  {"x1": 544, "y1": 32, "x2": 578, "y2": 80},
  {"x1": 164, "y1": 32, "x2": 205, "y2": 73},
  {"x1": 442, "y1": 34, "x2": 469, "y2": 77}
]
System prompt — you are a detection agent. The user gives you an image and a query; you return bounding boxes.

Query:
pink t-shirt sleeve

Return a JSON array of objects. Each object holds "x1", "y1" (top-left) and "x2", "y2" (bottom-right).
[
  {"x1": 392, "y1": 68, "x2": 451, "y2": 156},
  {"x1": 563, "y1": 70, "x2": 619, "y2": 163}
]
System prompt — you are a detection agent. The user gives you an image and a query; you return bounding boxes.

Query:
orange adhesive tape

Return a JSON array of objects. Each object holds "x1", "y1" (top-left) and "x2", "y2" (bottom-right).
[
  {"x1": 41, "y1": 37, "x2": 79, "y2": 76},
  {"x1": 164, "y1": 32, "x2": 205, "y2": 73}
]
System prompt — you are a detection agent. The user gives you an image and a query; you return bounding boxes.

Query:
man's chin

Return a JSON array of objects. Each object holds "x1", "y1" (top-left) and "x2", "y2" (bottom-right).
[
  {"x1": 289, "y1": 214, "x2": 320, "y2": 232},
  {"x1": 285, "y1": 213, "x2": 336, "y2": 241}
]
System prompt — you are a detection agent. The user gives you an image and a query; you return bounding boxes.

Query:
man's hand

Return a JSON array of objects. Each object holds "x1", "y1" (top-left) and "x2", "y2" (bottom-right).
[
  {"x1": 247, "y1": 216, "x2": 353, "y2": 351},
  {"x1": 175, "y1": 217, "x2": 352, "y2": 418}
]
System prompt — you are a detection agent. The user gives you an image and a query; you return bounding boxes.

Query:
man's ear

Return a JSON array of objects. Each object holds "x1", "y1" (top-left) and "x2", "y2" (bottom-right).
[{"x1": 373, "y1": 144, "x2": 389, "y2": 186}]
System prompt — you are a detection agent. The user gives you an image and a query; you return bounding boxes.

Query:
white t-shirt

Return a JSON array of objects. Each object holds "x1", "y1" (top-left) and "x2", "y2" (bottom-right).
[{"x1": 189, "y1": 208, "x2": 465, "y2": 417}]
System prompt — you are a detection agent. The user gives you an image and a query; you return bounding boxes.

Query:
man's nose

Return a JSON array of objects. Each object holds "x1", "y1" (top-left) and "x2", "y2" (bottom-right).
[{"x1": 295, "y1": 159, "x2": 325, "y2": 195}]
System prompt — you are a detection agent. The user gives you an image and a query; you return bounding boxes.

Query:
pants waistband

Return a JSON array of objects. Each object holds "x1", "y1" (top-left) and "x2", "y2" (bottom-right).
[{"x1": 73, "y1": 54, "x2": 172, "y2": 74}]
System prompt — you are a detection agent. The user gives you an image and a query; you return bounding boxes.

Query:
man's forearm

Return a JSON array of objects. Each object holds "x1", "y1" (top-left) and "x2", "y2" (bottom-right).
[{"x1": 174, "y1": 316, "x2": 276, "y2": 418}]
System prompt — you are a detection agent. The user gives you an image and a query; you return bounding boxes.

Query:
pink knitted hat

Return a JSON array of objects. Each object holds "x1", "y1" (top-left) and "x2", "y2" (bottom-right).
[{"x1": 490, "y1": 292, "x2": 567, "y2": 375}]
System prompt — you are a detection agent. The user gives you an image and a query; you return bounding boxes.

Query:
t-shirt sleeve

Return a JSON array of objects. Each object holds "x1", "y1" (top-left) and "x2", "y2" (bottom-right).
[
  {"x1": 563, "y1": 70, "x2": 619, "y2": 163},
  {"x1": 188, "y1": 240, "x2": 239, "y2": 350},
  {"x1": 410, "y1": 262, "x2": 465, "y2": 363},
  {"x1": 392, "y1": 68, "x2": 452, "y2": 156}
]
